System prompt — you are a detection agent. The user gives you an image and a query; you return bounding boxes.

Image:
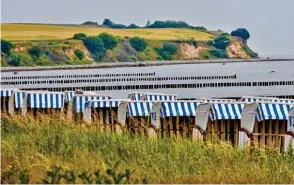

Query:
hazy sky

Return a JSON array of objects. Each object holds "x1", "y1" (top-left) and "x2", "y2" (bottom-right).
[{"x1": 1, "y1": 0, "x2": 294, "y2": 57}]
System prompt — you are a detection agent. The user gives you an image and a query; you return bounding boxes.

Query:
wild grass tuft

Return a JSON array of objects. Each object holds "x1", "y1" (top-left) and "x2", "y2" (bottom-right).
[{"x1": 1, "y1": 117, "x2": 294, "y2": 184}]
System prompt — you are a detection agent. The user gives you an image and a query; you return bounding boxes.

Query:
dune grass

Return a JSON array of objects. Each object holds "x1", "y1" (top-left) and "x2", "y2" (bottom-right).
[
  {"x1": 1, "y1": 116, "x2": 294, "y2": 184},
  {"x1": 1, "y1": 24, "x2": 214, "y2": 41}
]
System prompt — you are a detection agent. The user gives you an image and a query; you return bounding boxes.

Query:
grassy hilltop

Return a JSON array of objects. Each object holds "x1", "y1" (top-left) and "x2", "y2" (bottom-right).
[
  {"x1": 1, "y1": 24, "x2": 213, "y2": 41},
  {"x1": 1, "y1": 21, "x2": 258, "y2": 67}
]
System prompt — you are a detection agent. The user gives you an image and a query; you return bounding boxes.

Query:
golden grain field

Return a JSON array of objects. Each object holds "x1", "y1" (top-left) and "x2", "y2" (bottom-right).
[{"x1": 1, "y1": 23, "x2": 214, "y2": 41}]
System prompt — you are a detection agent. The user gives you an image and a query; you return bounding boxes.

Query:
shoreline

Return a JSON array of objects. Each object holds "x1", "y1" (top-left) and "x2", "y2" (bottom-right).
[{"x1": 1, "y1": 58, "x2": 293, "y2": 72}]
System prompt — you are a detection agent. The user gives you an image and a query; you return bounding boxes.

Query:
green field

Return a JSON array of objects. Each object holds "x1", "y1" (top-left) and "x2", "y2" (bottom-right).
[
  {"x1": 1, "y1": 24, "x2": 214, "y2": 41},
  {"x1": 1, "y1": 116, "x2": 294, "y2": 184}
]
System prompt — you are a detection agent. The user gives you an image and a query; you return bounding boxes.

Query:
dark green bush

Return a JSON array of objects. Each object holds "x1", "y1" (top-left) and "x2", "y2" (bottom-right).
[
  {"x1": 220, "y1": 33, "x2": 230, "y2": 37},
  {"x1": 74, "y1": 49, "x2": 85, "y2": 60},
  {"x1": 102, "y1": 19, "x2": 127, "y2": 29},
  {"x1": 28, "y1": 46, "x2": 42, "y2": 58},
  {"x1": 127, "y1": 23, "x2": 140, "y2": 29},
  {"x1": 129, "y1": 37, "x2": 148, "y2": 52},
  {"x1": 194, "y1": 26, "x2": 207, "y2": 31},
  {"x1": 162, "y1": 43, "x2": 177, "y2": 55},
  {"x1": 242, "y1": 45, "x2": 258, "y2": 58},
  {"x1": 209, "y1": 49, "x2": 228, "y2": 58},
  {"x1": 83, "y1": 36, "x2": 105, "y2": 60},
  {"x1": 207, "y1": 40, "x2": 214, "y2": 46},
  {"x1": 9, "y1": 53, "x2": 34, "y2": 66},
  {"x1": 1, "y1": 39, "x2": 13, "y2": 55},
  {"x1": 231, "y1": 28, "x2": 250, "y2": 40},
  {"x1": 81, "y1": 21, "x2": 98, "y2": 26},
  {"x1": 155, "y1": 43, "x2": 178, "y2": 60},
  {"x1": 213, "y1": 36, "x2": 230, "y2": 50},
  {"x1": 73, "y1": 33, "x2": 87, "y2": 40},
  {"x1": 98, "y1": 33, "x2": 118, "y2": 50},
  {"x1": 188, "y1": 39, "x2": 198, "y2": 48},
  {"x1": 148, "y1": 20, "x2": 191, "y2": 28}
]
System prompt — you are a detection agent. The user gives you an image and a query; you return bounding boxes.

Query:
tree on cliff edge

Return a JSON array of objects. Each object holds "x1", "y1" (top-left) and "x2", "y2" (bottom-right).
[{"x1": 231, "y1": 28, "x2": 250, "y2": 40}]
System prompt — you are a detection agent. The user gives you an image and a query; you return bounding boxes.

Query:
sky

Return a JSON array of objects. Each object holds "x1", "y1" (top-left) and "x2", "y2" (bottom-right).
[{"x1": 1, "y1": 0, "x2": 294, "y2": 57}]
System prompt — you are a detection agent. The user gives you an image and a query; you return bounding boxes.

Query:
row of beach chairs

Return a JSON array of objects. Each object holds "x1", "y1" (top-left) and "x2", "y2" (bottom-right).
[{"x1": 1, "y1": 89, "x2": 294, "y2": 152}]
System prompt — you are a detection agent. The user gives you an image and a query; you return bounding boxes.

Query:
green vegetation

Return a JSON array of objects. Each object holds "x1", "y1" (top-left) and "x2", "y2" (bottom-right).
[
  {"x1": 243, "y1": 45, "x2": 258, "y2": 58},
  {"x1": 155, "y1": 42, "x2": 178, "y2": 60},
  {"x1": 9, "y1": 53, "x2": 34, "y2": 66},
  {"x1": 83, "y1": 33, "x2": 118, "y2": 60},
  {"x1": 1, "y1": 117, "x2": 294, "y2": 184},
  {"x1": 231, "y1": 28, "x2": 250, "y2": 40},
  {"x1": 0, "y1": 23, "x2": 258, "y2": 66},
  {"x1": 209, "y1": 49, "x2": 228, "y2": 58},
  {"x1": 127, "y1": 23, "x2": 140, "y2": 29},
  {"x1": 74, "y1": 49, "x2": 85, "y2": 60},
  {"x1": 213, "y1": 36, "x2": 231, "y2": 50},
  {"x1": 28, "y1": 46, "x2": 43, "y2": 58},
  {"x1": 73, "y1": 33, "x2": 87, "y2": 40},
  {"x1": 101, "y1": 19, "x2": 207, "y2": 30},
  {"x1": 1, "y1": 39, "x2": 13, "y2": 55},
  {"x1": 103, "y1": 19, "x2": 127, "y2": 29},
  {"x1": 148, "y1": 20, "x2": 191, "y2": 28},
  {"x1": 1, "y1": 24, "x2": 213, "y2": 41},
  {"x1": 83, "y1": 36, "x2": 105, "y2": 60},
  {"x1": 81, "y1": 21, "x2": 99, "y2": 26},
  {"x1": 129, "y1": 37, "x2": 148, "y2": 52},
  {"x1": 188, "y1": 38, "x2": 198, "y2": 48},
  {"x1": 98, "y1": 32, "x2": 118, "y2": 50}
]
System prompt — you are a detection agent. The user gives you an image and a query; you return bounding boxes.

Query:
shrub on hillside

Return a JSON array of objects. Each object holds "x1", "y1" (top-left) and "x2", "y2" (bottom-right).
[
  {"x1": 220, "y1": 33, "x2": 230, "y2": 37},
  {"x1": 231, "y1": 28, "x2": 250, "y2": 40},
  {"x1": 83, "y1": 36, "x2": 105, "y2": 60},
  {"x1": 73, "y1": 33, "x2": 87, "y2": 40},
  {"x1": 129, "y1": 37, "x2": 148, "y2": 52},
  {"x1": 9, "y1": 53, "x2": 34, "y2": 66},
  {"x1": 84, "y1": 36, "x2": 105, "y2": 53},
  {"x1": 242, "y1": 45, "x2": 258, "y2": 58},
  {"x1": 188, "y1": 39, "x2": 198, "y2": 48},
  {"x1": 162, "y1": 43, "x2": 178, "y2": 55},
  {"x1": 74, "y1": 49, "x2": 85, "y2": 60},
  {"x1": 155, "y1": 43, "x2": 178, "y2": 60},
  {"x1": 28, "y1": 46, "x2": 43, "y2": 58},
  {"x1": 1, "y1": 39, "x2": 13, "y2": 55},
  {"x1": 98, "y1": 33, "x2": 118, "y2": 50},
  {"x1": 213, "y1": 36, "x2": 230, "y2": 50},
  {"x1": 209, "y1": 49, "x2": 228, "y2": 58}
]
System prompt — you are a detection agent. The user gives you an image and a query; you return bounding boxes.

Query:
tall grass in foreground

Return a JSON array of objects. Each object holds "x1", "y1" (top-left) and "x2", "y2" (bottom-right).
[{"x1": 1, "y1": 117, "x2": 294, "y2": 184}]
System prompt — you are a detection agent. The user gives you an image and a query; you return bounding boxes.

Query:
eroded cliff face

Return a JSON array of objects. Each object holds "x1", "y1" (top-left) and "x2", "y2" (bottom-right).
[
  {"x1": 177, "y1": 40, "x2": 251, "y2": 60},
  {"x1": 3, "y1": 39, "x2": 254, "y2": 67},
  {"x1": 178, "y1": 43, "x2": 208, "y2": 59},
  {"x1": 226, "y1": 41, "x2": 248, "y2": 59}
]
